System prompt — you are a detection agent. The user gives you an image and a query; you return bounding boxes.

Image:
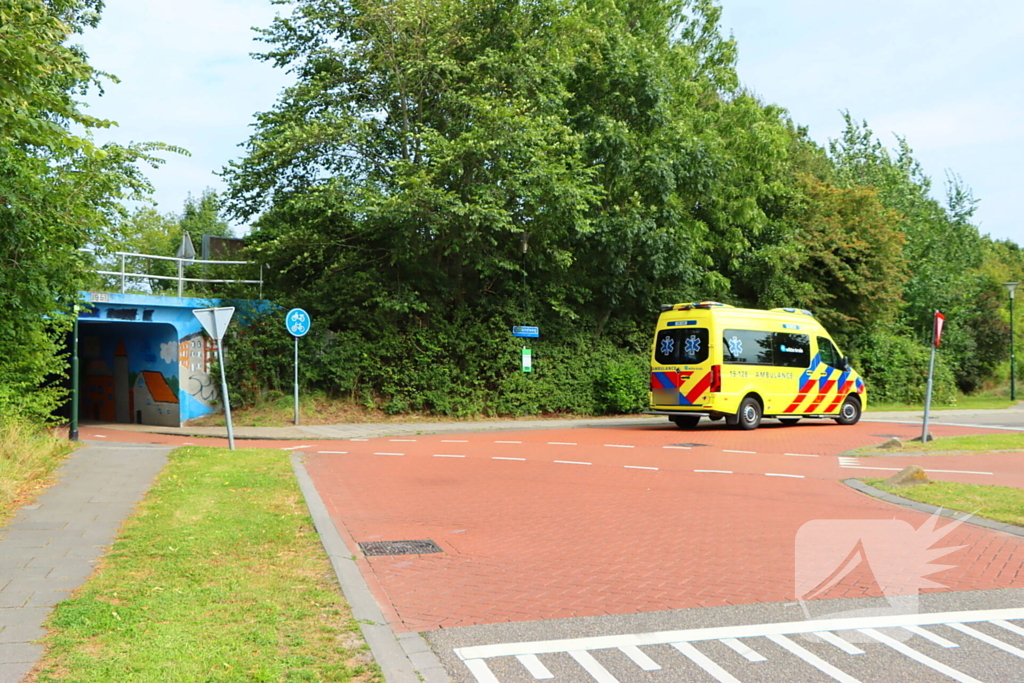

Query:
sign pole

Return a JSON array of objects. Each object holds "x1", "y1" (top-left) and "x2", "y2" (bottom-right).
[
  {"x1": 216, "y1": 337, "x2": 235, "y2": 451},
  {"x1": 69, "y1": 306, "x2": 80, "y2": 441},
  {"x1": 294, "y1": 336, "x2": 300, "y2": 425},
  {"x1": 921, "y1": 311, "x2": 945, "y2": 443},
  {"x1": 192, "y1": 307, "x2": 236, "y2": 450},
  {"x1": 284, "y1": 309, "x2": 312, "y2": 426}
]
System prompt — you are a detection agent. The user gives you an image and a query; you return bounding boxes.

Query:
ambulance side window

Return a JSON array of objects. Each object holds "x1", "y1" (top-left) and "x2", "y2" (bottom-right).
[
  {"x1": 655, "y1": 328, "x2": 709, "y2": 365},
  {"x1": 817, "y1": 337, "x2": 841, "y2": 368},
  {"x1": 723, "y1": 330, "x2": 773, "y2": 365},
  {"x1": 773, "y1": 333, "x2": 810, "y2": 368}
]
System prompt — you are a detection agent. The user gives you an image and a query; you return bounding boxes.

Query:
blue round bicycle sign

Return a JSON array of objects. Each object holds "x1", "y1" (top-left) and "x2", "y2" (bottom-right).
[{"x1": 285, "y1": 308, "x2": 312, "y2": 337}]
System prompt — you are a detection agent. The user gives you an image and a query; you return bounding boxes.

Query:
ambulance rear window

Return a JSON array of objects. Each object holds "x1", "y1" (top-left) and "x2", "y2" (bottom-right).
[
  {"x1": 655, "y1": 328, "x2": 709, "y2": 365},
  {"x1": 723, "y1": 330, "x2": 774, "y2": 365}
]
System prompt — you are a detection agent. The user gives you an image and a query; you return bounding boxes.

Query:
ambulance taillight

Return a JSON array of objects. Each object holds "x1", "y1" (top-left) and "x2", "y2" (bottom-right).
[{"x1": 710, "y1": 365, "x2": 721, "y2": 393}]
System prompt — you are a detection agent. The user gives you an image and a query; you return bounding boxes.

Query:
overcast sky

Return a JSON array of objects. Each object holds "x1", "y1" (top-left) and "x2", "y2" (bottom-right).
[{"x1": 78, "y1": 0, "x2": 1024, "y2": 245}]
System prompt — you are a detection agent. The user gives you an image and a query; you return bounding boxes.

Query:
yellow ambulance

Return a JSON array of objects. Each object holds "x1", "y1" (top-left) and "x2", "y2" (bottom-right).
[{"x1": 648, "y1": 302, "x2": 866, "y2": 430}]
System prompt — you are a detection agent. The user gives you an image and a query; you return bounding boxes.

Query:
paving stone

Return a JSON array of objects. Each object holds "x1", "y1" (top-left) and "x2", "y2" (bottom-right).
[
  {"x1": 0, "y1": 659, "x2": 35, "y2": 683},
  {"x1": 0, "y1": 642, "x2": 43, "y2": 664},
  {"x1": 0, "y1": 594, "x2": 29, "y2": 610},
  {"x1": 0, "y1": 620, "x2": 45, "y2": 644}
]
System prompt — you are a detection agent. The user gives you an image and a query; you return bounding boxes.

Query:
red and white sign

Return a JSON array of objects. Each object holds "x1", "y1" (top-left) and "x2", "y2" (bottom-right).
[{"x1": 933, "y1": 311, "x2": 946, "y2": 348}]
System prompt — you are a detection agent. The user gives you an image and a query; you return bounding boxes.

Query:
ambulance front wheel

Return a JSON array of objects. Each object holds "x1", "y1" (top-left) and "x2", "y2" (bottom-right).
[
  {"x1": 834, "y1": 396, "x2": 862, "y2": 425},
  {"x1": 671, "y1": 415, "x2": 701, "y2": 429}
]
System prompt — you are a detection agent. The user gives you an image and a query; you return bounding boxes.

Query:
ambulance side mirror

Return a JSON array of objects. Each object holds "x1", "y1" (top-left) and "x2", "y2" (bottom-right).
[{"x1": 841, "y1": 356, "x2": 852, "y2": 372}]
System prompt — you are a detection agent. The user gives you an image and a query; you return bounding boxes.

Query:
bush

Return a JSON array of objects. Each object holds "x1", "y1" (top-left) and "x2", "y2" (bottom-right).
[
  {"x1": 853, "y1": 328, "x2": 957, "y2": 405},
  {"x1": 219, "y1": 308, "x2": 653, "y2": 417}
]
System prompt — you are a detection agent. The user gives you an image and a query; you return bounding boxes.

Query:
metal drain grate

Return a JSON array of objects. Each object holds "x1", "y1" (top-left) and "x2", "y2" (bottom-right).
[
  {"x1": 359, "y1": 539, "x2": 443, "y2": 556},
  {"x1": 673, "y1": 443, "x2": 711, "y2": 448}
]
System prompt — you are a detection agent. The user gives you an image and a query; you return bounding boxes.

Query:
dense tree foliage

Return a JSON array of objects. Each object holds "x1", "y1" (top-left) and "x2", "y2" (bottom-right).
[
  {"x1": 223, "y1": 0, "x2": 1001, "y2": 412},
  {"x1": 0, "y1": 0, "x2": 175, "y2": 421}
]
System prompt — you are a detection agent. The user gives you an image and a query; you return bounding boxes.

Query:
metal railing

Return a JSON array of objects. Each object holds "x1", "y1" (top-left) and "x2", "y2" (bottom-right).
[{"x1": 83, "y1": 250, "x2": 264, "y2": 298}]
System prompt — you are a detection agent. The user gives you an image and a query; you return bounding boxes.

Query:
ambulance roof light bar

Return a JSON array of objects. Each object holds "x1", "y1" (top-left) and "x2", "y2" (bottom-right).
[
  {"x1": 659, "y1": 301, "x2": 733, "y2": 312},
  {"x1": 771, "y1": 307, "x2": 816, "y2": 317}
]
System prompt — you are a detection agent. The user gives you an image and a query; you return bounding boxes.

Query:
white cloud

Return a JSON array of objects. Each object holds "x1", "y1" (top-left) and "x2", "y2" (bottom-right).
[{"x1": 160, "y1": 341, "x2": 178, "y2": 365}]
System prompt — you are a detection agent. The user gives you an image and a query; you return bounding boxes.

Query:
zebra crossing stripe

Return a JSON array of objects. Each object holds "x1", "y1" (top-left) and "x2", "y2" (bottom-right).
[
  {"x1": 568, "y1": 650, "x2": 619, "y2": 683},
  {"x1": 812, "y1": 631, "x2": 864, "y2": 655},
  {"x1": 672, "y1": 642, "x2": 742, "y2": 683},
  {"x1": 902, "y1": 624, "x2": 958, "y2": 648},
  {"x1": 946, "y1": 622, "x2": 1024, "y2": 658},
  {"x1": 719, "y1": 637, "x2": 767, "y2": 662},
  {"x1": 464, "y1": 658, "x2": 500, "y2": 683},
  {"x1": 993, "y1": 619, "x2": 1024, "y2": 638},
  {"x1": 765, "y1": 634, "x2": 863, "y2": 683},
  {"x1": 516, "y1": 654, "x2": 553, "y2": 679},
  {"x1": 859, "y1": 628, "x2": 983, "y2": 683},
  {"x1": 618, "y1": 645, "x2": 660, "y2": 670}
]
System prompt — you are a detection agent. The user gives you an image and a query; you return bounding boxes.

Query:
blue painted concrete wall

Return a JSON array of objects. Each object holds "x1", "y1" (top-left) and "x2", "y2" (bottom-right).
[{"x1": 77, "y1": 291, "x2": 266, "y2": 426}]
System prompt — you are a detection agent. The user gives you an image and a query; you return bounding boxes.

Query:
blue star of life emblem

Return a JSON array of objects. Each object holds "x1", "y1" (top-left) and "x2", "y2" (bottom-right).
[
  {"x1": 728, "y1": 335, "x2": 743, "y2": 357},
  {"x1": 659, "y1": 335, "x2": 675, "y2": 356},
  {"x1": 684, "y1": 335, "x2": 701, "y2": 356}
]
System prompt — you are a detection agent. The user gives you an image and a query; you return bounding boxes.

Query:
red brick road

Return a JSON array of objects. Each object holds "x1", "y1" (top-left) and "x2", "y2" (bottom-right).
[
  {"x1": 84, "y1": 420, "x2": 1024, "y2": 633},
  {"x1": 302, "y1": 421, "x2": 1024, "y2": 632}
]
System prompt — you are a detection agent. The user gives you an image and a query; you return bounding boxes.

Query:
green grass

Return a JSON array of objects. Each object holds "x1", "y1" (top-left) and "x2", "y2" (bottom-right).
[
  {"x1": 853, "y1": 432, "x2": 1024, "y2": 455},
  {"x1": 0, "y1": 420, "x2": 74, "y2": 524},
  {"x1": 866, "y1": 395, "x2": 1016, "y2": 412},
  {"x1": 32, "y1": 447, "x2": 380, "y2": 683},
  {"x1": 864, "y1": 478, "x2": 1024, "y2": 527}
]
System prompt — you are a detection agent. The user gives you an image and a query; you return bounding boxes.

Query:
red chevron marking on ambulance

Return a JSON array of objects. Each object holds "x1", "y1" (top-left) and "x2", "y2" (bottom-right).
[{"x1": 684, "y1": 372, "x2": 711, "y2": 404}]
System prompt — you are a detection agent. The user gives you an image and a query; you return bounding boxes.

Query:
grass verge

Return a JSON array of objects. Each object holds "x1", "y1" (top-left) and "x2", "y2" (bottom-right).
[
  {"x1": 853, "y1": 432, "x2": 1024, "y2": 456},
  {"x1": 29, "y1": 447, "x2": 379, "y2": 683},
  {"x1": 866, "y1": 395, "x2": 1016, "y2": 412},
  {"x1": 0, "y1": 420, "x2": 75, "y2": 524},
  {"x1": 862, "y1": 478, "x2": 1024, "y2": 527}
]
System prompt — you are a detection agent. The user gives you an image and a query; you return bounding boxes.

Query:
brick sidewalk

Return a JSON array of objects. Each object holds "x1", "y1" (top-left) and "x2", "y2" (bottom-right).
[
  {"x1": 306, "y1": 423, "x2": 1024, "y2": 632},
  {"x1": 0, "y1": 443, "x2": 170, "y2": 683}
]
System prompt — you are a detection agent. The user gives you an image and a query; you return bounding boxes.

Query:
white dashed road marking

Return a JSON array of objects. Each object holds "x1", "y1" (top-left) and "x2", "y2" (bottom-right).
[
  {"x1": 374, "y1": 452, "x2": 404, "y2": 456},
  {"x1": 434, "y1": 454, "x2": 466, "y2": 458},
  {"x1": 317, "y1": 450, "x2": 348, "y2": 454},
  {"x1": 554, "y1": 460, "x2": 591, "y2": 466},
  {"x1": 695, "y1": 469, "x2": 732, "y2": 474},
  {"x1": 604, "y1": 444, "x2": 635, "y2": 449},
  {"x1": 623, "y1": 465, "x2": 658, "y2": 471},
  {"x1": 494, "y1": 440, "x2": 522, "y2": 444},
  {"x1": 493, "y1": 457, "x2": 525, "y2": 461},
  {"x1": 765, "y1": 473, "x2": 805, "y2": 478},
  {"x1": 785, "y1": 452, "x2": 819, "y2": 457},
  {"x1": 723, "y1": 449, "x2": 756, "y2": 454}
]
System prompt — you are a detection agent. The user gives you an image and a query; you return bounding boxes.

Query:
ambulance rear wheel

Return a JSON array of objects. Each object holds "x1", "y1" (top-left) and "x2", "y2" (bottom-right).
[
  {"x1": 736, "y1": 397, "x2": 762, "y2": 430},
  {"x1": 671, "y1": 415, "x2": 701, "y2": 429},
  {"x1": 834, "y1": 396, "x2": 862, "y2": 425}
]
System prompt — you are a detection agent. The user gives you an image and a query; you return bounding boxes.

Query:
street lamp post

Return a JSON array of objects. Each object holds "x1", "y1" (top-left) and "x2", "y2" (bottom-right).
[
  {"x1": 69, "y1": 305, "x2": 80, "y2": 441},
  {"x1": 1004, "y1": 282, "x2": 1019, "y2": 402}
]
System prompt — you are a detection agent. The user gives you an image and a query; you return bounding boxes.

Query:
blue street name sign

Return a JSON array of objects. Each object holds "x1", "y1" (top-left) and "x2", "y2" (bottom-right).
[
  {"x1": 286, "y1": 308, "x2": 312, "y2": 337},
  {"x1": 512, "y1": 326, "x2": 539, "y2": 338}
]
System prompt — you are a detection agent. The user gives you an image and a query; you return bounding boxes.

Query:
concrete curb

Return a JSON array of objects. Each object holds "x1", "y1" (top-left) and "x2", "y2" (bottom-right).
[
  {"x1": 843, "y1": 479, "x2": 1024, "y2": 538},
  {"x1": 290, "y1": 454, "x2": 450, "y2": 683}
]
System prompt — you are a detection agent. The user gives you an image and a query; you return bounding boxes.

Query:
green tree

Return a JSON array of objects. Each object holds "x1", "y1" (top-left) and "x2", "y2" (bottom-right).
[{"x1": 0, "y1": 0, "x2": 176, "y2": 421}]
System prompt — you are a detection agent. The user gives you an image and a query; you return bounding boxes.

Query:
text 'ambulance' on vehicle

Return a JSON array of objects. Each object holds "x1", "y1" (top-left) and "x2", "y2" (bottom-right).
[{"x1": 648, "y1": 302, "x2": 866, "y2": 430}]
